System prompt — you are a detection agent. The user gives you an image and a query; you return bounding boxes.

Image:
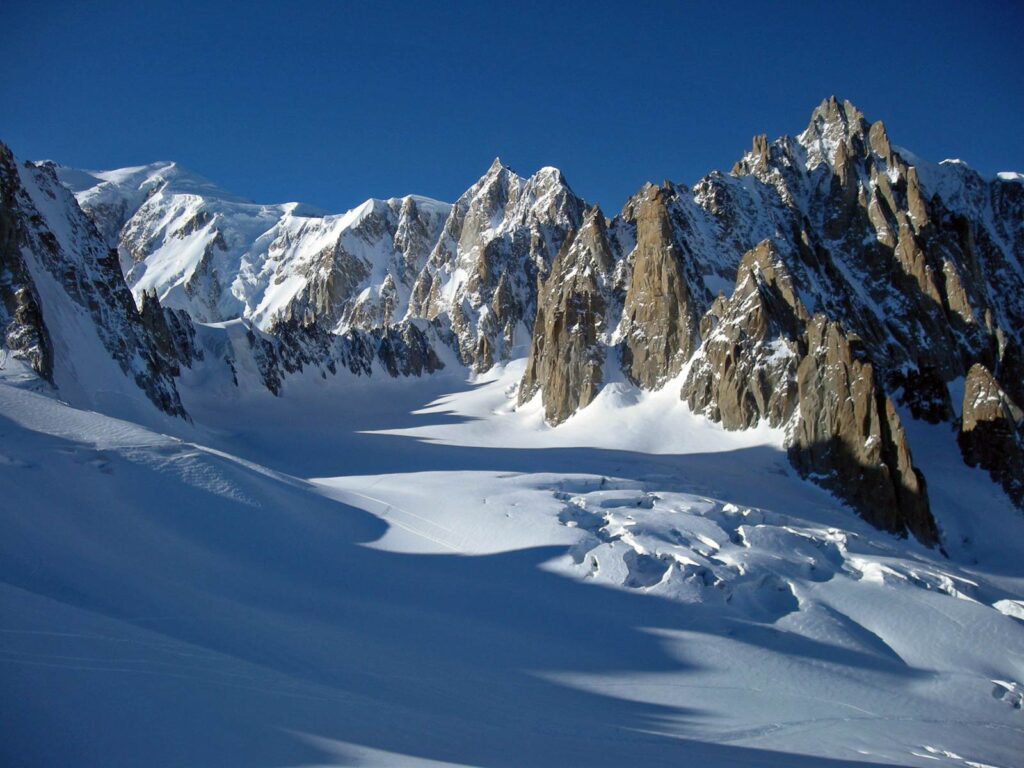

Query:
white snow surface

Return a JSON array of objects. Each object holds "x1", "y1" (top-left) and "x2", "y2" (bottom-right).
[{"x1": 2, "y1": 356, "x2": 1023, "y2": 768}]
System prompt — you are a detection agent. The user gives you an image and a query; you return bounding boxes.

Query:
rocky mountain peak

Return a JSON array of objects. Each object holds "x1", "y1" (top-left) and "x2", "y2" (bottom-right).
[
  {"x1": 519, "y1": 202, "x2": 617, "y2": 424},
  {"x1": 619, "y1": 183, "x2": 703, "y2": 389},
  {"x1": 804, "y1": 96, "x2": 868, "y2": 137},
  {"x1": 799, "y1": 96, "x2": 871, "y2": 170},
  {"x1": 734, "y1": 241, "x2": 809, "y2": 334},
  {"x1": 682, "y1": 240, "x2": 804, "y2": 431},
  {"x1": 867, "y1": 120, "x2": 895, "y2": 165},
  {"x1": 404, "y1": 157, "x2": 587, "y2": 371}
]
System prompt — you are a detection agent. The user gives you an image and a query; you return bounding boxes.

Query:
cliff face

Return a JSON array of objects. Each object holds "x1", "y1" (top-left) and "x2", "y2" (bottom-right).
[
  {"x1": 619, "y1": 185, "x2": 705, "y2": 389},
  {"x1": 958, "y1": 363, "x2": 1024, "y2": 507},
  {"x1": 519, "y1": 208, "x2": 617, "y2": 424},
  {"x1": 788, "y1": 317, "x2": 936, "y2": 545},
  {"x1": 0, "y1": 144, "x2": 186, "y2": 418},
  {"x1": 679, "y1": 241, "x2": 936, "y2": 543},
  {"x1": 683, "y1": 241, "x2": 804, "y2": 431},
  {"x1": 0, "y1": 154, "x2": 51, "y2": 381}
]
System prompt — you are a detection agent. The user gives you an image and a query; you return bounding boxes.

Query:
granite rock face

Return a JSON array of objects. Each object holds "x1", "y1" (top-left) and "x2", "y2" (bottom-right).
[
  {"x1": 620, "y1": 185, "x2": 705, "y2": 388},
  {"x1": 683, "y1": 241, "x2": 804, "y2": 430},
  {"x1": 958, "y1": 363, "x2": 1024, "y2": 507},
  {"x1": 519, "y1": 207, "x2": 618, "y2": 424},
  {"x1": 517, "y1": 98, "x2": 1024, "y2": 539},
  {"x1": 682, "y1": 240, "x2": 938, "y2": 543},
  {"x1": 789, "y1": 317, "x2": 937, "y2": 545}
]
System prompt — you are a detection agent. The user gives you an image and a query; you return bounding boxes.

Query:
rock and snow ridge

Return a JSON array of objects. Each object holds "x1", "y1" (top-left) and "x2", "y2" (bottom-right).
[
  {"x1": 0, "y1": 146, "x2": 186, "y2": 422},
  {"x1": 57, "y1": 161, "x2": 453, "y2": 332},
  {"x1": 4, "y1": 95, "x2": 1024, "y2": 541}
]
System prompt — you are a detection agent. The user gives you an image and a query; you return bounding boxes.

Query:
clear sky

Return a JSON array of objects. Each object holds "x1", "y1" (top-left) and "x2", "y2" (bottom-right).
[{"x1": 2, "y1": 1, "x2": 1021, "y2": 214}]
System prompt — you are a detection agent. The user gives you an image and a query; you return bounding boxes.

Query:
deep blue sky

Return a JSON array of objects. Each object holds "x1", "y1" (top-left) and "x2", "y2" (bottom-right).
[{"x1": 2, "y1": 1, "x2": 1021, "y2": 213}]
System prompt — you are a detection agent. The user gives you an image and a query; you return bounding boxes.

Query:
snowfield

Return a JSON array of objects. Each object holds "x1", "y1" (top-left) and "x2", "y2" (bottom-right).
[{"x1": 2, "y1": 358, "x2": 1023, "y2": 767}]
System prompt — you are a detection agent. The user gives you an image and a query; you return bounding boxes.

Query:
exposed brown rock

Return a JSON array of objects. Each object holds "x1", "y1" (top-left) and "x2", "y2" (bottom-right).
[
  {"x1": 680, "y1": 238, "x2": 939, "y2": 545},
  {"x1": 958, "y1": 363, "x2": 1024, "y2": 507},
  {"x1": 519, "y1": 208, "x2": 614, "y2": 424},
  {"x1": 620, "y1": 185, "x2": 702, "y2": 388},
  {"x1": 789, "y1": 316, "x2": 938, "y2": 545},
  {"x1": 683, "y1": 241, "x2": 805, "y2": 429},
  {"x1": 868, "y1": 120, "x2": 894, "y2": 165}
]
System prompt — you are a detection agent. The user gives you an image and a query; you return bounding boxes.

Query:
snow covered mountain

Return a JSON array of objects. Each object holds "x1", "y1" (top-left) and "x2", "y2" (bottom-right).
[
  {"x1": 2, "y1": 98, "x2": 1024, "y2": 767},
  {"x1": 11, "y1": 97, "x2": 1024, "y2": 540},
  {"x1": 6, "y1": 96, "x2": 1022, "y2": 545},
  {"x1": 59, "y1": 161, "x2": 453, "y2": 332},
  {"x1": 0, "y1": 147, "x2": 186, "y2": 421},
  {"x1": 518, "y1": 98, "x2": 1024, "y2": 538},
  {"x1": 408, "y1": 158, "x2": 587, "y2": 370}
]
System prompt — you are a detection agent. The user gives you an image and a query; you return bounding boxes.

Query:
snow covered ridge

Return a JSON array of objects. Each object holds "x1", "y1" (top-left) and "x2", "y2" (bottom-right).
[
  {"x1": 0, "y1": 144, "x2": 456, "y2": 424},
  {"x1": 56, "y1": 161, "x2": 453, "y2": 331},
  {"x1": 0, "y1": 146, "x2": 186, "y2": 421},
  {"x1": 3, "y1": 95, "x2": 1024, "y2": 541}
]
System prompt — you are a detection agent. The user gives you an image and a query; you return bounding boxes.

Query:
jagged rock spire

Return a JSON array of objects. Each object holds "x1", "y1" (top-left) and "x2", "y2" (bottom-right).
[
  {"x1": 519, "y1": 205, "x2": 615, "y2": 423},
  {"x1": 620, "y1": 185, "x2": 703, "y2": 388}
]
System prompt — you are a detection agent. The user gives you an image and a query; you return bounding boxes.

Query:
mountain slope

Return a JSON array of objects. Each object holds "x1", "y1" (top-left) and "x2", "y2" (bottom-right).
[
  {"x1": 2, "y1": 98, "x2": 1024, "y2": 767},
  {"x1": 0, "y1": 144, "x2": 185, "y2": 419},
  {"x1": 519, "y1": 98, "x2": 1024, "y2": 537}
]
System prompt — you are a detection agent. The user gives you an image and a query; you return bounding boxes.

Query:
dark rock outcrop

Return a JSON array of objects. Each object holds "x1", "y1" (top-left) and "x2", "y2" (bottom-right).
[
  {"x1": 1, "y1": 143, "x2": 187, "y2": 418},
  {"x1": 958, "y1": 363, "x2": 1024, "y2": 507},
  {"x1": 0, "y1": 156, "x2": 52, "y2": 380},
  {"x1": 139, "y1": 289, "x2": 203, "y2": 375},
  {"x1": 683, "y1": 240, "x2": 939, "y2": 544},
  {"x1": 789, "y1": 317, "x2": 937, "y2": 545},
  {"x1": 240, "y1": 317, "x2": 446, "y2": 396}
]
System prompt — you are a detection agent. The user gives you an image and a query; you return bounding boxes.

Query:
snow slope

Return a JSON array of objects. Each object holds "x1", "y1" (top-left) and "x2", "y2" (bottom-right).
[{"x1": 2, "y1": 358, "x2": 1022, "y2": 767}]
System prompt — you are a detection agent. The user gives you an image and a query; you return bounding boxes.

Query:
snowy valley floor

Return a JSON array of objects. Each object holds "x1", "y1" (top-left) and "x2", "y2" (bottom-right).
[{"x1": 2, "y1": 360, "x2": 1023, "y2": 767}]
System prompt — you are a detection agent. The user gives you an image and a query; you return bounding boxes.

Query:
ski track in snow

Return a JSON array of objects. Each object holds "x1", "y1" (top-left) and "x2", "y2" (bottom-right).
[{"x1": 2, "y1": 360, "x2": 1024, "y2": 767}]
